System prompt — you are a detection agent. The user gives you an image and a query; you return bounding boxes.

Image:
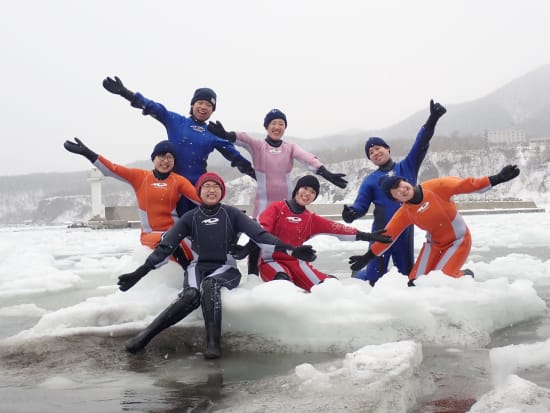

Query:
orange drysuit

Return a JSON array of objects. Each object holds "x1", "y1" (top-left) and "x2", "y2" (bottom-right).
[
  {"x1": 370, "y1": 176, "x2": 491, "y2": 280},
  {"x1": 95, "y1": 155, "x2": 200, "y2": 253}
]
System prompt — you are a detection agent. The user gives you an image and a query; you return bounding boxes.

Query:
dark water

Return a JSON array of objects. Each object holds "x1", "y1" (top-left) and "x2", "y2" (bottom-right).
[{"x1": 1, "y1": 246, "x2": 549, "y2": 412}]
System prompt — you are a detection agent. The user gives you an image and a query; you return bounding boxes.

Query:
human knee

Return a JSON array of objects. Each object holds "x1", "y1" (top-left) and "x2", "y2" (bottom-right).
[{"x1": 179, "y1": 287, "x2": 200, "y2": 308}]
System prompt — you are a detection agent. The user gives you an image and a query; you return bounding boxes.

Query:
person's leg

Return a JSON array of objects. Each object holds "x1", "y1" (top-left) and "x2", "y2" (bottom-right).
[
  {"x1": 125, "y1": 287, "x2": 200, "y2": 353},
  {"x1": 285, "y1": 260, "x2": 329, "y2": 292},
  {"x1": 353, "y1": 253, "x2": 390, "y2": 286},
  {"x1": 436, "y1": 231, "x2": 472, "y2": 278},
  {"x1": 200, "y1": 267, "x2": 241, "y2": 359},
  {"x1": 259, "y1": 259, "x2": 293, "y2": 283},
  {"x1": 392, "y1": 226, "x2": 415, "y2": 276}
]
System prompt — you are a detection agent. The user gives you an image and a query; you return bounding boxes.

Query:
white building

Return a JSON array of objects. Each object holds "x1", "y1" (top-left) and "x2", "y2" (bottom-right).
[{"x1": 487, "y1": 128, "x2": 526, "y2": 145}]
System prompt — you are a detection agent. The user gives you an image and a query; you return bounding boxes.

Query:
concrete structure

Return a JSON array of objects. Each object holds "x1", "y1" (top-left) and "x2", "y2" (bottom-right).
[
  {"x1": 87, "y1": 168, "x2": 105, "y2": 220},
  {"x1": 85, "y1": 201, "x2": 544, "y2": 229}
]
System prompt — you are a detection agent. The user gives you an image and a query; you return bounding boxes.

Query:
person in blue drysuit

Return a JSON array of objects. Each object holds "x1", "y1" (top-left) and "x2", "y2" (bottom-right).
[
  {"x1": 102, "y1": 76, "x2": 256, "y2": 216},
  {"x1": 341, "y1": 99, "x2": 447, "y2": 285}
]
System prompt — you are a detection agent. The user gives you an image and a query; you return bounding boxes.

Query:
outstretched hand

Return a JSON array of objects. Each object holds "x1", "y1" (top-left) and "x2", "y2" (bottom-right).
[
  {"x1": 357, "y1": 229, "x2": 392, "y2": 243},
  {"x1": 349, "y1": 251, "x2": 374, "y2": 272},
  {"x1": 317, "y1": 166, "x2": 348, "y2": 188},
  {"x1": 425, "y1": 99, "x2": 447, "y2": 129},
  {"x1": 342, "y1": 205, "x2": 359, "y2": 223},
  {"x1": 237, "y1": 163, "x2": 257, "y2": 180},
  {"x1": 291, "y1": 245, "x2": 317, "y2": 262},
  {"x1": 229, "y1": 241, "x2": 258, "y2": 260},
  {"x1": 103, "y1": 76, "x2": 126, "y2": 95},
  {"x1": 102, "y1": 76, "x2": 135, "y2": 101},
  {"x1": 430, "y1": 99, "x2": 447, "y2": 120},
  {"x1": 370, "y1": 228, "x2": 392, "y2": 243},
  {"x1": 117, "y1": 264, "x2": 152, "y2": 292},
  {"x1": 489, "y1": 164, "x2": 520, "y2": 186},
  {"x1": 63, "y1": 137, "x2": 98, "y2": 162},
  {"x1": 207, "y1": 121, "x2": 236, "y2": 142},
  {"x1": 64, "y1": 137, "x2": 90, "y2": 155}
]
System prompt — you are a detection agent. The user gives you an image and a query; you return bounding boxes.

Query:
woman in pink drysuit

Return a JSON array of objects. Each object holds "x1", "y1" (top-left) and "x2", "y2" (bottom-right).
[{"x1": 207, "y1": 109, "x2": 348, "y2": 273}]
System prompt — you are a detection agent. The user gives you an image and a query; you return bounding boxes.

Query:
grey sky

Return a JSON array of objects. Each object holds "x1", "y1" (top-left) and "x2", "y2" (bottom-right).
[{"x1": 1, "y1": 0, "x2": 549, "y2": 176}]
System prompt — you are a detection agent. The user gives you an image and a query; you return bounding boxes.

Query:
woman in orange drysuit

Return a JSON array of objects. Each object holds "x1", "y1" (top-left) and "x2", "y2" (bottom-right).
[
  {"x1": 349, "y1": 165, "x2": 520, "y2": 285},
  {"x1": 63, "y1": 138, "x2": 200, "y2": 267}
]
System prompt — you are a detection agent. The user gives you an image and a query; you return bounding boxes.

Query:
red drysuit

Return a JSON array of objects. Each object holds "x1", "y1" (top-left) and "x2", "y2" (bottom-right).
[{"x1": 258, "y1": 200, "x2": 358, "y2": 291}]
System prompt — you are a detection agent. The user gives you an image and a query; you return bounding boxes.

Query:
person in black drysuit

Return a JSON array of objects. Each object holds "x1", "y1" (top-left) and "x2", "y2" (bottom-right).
[{"x1": 116, "y1": 172, "x2": 316, "y2": 359}]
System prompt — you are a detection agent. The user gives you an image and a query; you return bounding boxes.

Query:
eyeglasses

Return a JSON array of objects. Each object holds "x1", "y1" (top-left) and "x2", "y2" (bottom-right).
[
  {"x1": 201, "y1": 183, "x2": 221, "y2": 190},
  {"x1": 156, "y1": 154, "x2": 175, "y2": 162}
]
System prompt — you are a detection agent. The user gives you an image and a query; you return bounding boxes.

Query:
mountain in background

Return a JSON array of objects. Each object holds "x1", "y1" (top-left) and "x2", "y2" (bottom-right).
[
  {"x1": 1, "y1": 64, "x2": 549, "y2": 225},
  {"x1": 296, "y1": 63, "x2": 550, "y2": 153}
]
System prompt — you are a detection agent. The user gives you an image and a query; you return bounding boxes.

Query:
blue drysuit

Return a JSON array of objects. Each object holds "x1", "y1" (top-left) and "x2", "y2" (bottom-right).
[
  {"x1": 351, "y1": 124, "x2": 436, "y2": 284},
  {"x1": 131, "y1": 93, "x2": 253, "y2": 215}
]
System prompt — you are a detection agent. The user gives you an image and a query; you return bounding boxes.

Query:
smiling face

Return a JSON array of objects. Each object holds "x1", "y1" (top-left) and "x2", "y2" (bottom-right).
[
  {"x1": 265, "y1": 119, "x2": 286, "y2": 141},
  {"x1": 368, "y1": 145, "x2": 391, "y2": 166},
  {"x1": 294, "y1": 186, "x2": 317, "y2": 207},
  {"x1": 152, "y1": 153, "x2": 175, "y2": 174},
  {"x1": 191, "y1": 100, "x2": 214, "y2": 122},
  {"x1": 390, "y1": 180, "x2": 415, "y2": 203},
  {"x1": 199, "y1": 180, "x2": 223, "y2": 206}
]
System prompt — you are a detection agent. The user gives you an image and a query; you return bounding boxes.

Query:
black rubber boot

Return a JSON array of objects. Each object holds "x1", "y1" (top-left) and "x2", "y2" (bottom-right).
[
  {"x1": 201, "y1": 278, "x2": 222, "y2": 359},
  {"x1": 125, "y1": 288, "x2": 200, "y2": 353},
  {"x1": 247, "y1": 242, "x2": 260, "y2": 276},
  {"x1": 273, "y1": 272, "x2": 290, "y2": 281}
]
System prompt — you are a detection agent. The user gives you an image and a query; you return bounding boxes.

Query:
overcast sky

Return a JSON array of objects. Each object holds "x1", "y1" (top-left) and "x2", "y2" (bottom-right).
[{"x1": 2, "y1": 0, "x2": 549, "y2": 176}]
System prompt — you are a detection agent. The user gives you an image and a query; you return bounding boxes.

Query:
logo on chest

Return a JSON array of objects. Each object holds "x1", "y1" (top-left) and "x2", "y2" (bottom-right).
[
  {"x1": 268, "y1": 148, "x2": 282, "y2": 154},
  {"x1": 417, "y1": 202, "x2": 430, "y2": 213},
  {"x1": 151, "y1": 182, "x2": 168, "y2": 188},
  {"x1": 191, "y1": 125, "x2": 206, "y2": 133},
  {"x1": 286, "y1": 216, "x2": 302, "y2": 223},
  {"x1": 201, "y1": 218, "x2": 220, "y2": 225}
]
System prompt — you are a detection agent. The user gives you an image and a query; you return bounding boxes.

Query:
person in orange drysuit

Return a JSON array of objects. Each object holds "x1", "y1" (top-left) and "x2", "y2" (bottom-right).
[
  {"x1": 349, "y1": 165, "x2": 520, "y2": 285},
  {"x1": 63, "y1": 138, "x2": 200, "y2": 267}
]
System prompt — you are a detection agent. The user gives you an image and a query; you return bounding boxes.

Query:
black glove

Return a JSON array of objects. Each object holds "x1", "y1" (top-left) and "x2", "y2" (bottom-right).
[
  {"x1": 236, "y1": 163, "x2": 257, "y2": 180},
  {"x1": 349, "y1": 250, "x2": 375, "y2": 272},
  {"x1": 63, "y1": 137, "x2": 98, "y2": 162},
  {"x1": 424, "y1": 99, "x2": 447, "y2": 129},
  {"x1": 291, "y1": 245, "x2": 317, "y2": 262},
  {"x1": 489, "y1": 164, "x2": 520, "y2": 186},
  {"x1": 208, "y1": 121, "x2": 237, "y2": 142},
  {"x1": 229, "y1": 241, "x2": 258, "y2": 260},
  {"x1": 356, "y1": 229, "x2": 392, "y2": 244},
  {"x1": 102, "y1": 76, "x2": 135, "y2": 102},
  {"x1": 316, "y1": 166, "x2": 347, "y2": 188},
  {"x1": 342, "y1": 205, "x2": 360, "y2": 223},
  {"x1": 117, "y1": 263, "x2": 153, "y2": 292}
]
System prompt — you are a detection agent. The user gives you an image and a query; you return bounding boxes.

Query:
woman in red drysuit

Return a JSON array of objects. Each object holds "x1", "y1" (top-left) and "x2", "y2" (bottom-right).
[
  {"x1": 349, "y1": 165, "x2": 520, "y2": 285},
  {"x1": 258, "y1": 175, "x2": 391, "y2": 291}
]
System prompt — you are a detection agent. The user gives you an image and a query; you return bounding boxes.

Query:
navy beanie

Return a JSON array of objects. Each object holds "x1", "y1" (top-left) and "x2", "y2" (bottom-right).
[
  {"x1": 379, "y1": 175, "x2": 405, "y2": 201},
  {"x1": 365, "y1": 137, "x2": 390, "y2": 159},
  {"x1": 292, "y1": 175, "x2": 320, "y2": 200},
  {"x1": 263, "y1": 109, "x2": 287, "y2": 128},
  {"x1": 150, "y1": 140, "x2": 176, "y2": 161},
  {"x1": 190, "y1": 87, "x2": 217, "y2": 111}
]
